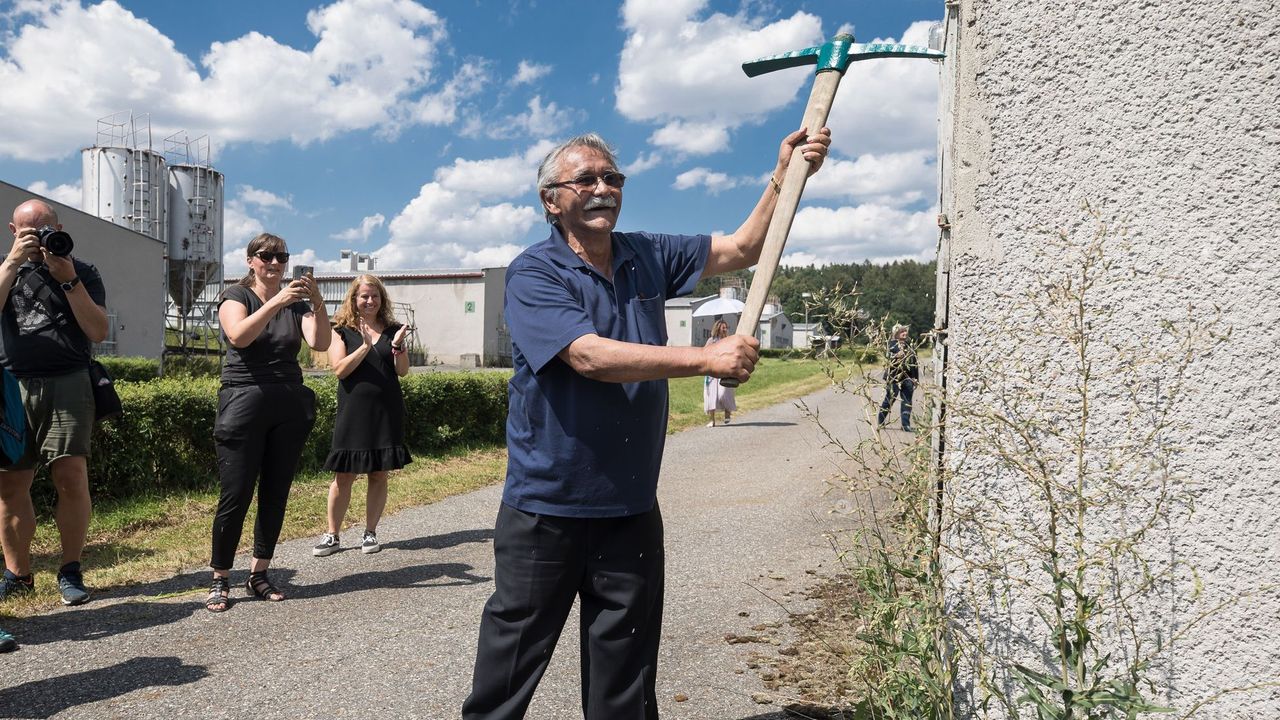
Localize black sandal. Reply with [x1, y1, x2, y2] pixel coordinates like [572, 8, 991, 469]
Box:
[205, 576, 230, 613]
[246, 571, 286, 602]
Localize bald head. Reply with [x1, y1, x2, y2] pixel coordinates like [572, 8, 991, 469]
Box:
[11, 199, 58, 231]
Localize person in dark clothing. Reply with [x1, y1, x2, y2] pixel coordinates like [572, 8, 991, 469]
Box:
[206, 233, 330, 612]
[462, 125, 830, 720]
[0, 199, 110, 647]
[312, 274, 411, 557]
[877, 323, 919, 432]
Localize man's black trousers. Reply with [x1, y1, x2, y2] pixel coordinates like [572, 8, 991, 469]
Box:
[462, 502, 665, 720]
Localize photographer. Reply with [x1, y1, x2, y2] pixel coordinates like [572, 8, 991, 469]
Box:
[0, 199, 108, 617]
[877, 323, 918, 433]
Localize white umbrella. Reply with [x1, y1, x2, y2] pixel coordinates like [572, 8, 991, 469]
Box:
[692, 297, 745, 317]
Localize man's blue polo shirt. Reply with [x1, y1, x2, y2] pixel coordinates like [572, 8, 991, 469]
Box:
[503, 226, 711, 518]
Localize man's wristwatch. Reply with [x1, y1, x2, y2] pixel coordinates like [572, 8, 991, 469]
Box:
[60, 276, 81, 293]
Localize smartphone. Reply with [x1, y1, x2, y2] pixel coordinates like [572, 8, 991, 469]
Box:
[292, 264, 314, 280]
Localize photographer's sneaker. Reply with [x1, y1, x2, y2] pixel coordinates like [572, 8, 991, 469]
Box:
[312, 533, 340, 557]
[0, 570, 33, 602]
[0, 627, 15, 653]
[56, 562, 90, 606]
[361, 531, 381, 555]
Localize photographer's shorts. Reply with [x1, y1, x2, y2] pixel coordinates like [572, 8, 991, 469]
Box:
[4, 369, 93, 471]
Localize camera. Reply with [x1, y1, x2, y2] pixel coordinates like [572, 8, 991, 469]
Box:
[36, 226, 74, 257]
[292, 264, 314, 280]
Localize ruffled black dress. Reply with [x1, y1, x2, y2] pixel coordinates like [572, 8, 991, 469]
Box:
[323, 325, 412, 473]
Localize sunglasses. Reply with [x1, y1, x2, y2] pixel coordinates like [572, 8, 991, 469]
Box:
[253, 251, 290, 263]
[548, 172, 627, 191]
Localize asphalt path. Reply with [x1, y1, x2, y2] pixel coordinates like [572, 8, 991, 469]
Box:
[0, 384, 873, 719]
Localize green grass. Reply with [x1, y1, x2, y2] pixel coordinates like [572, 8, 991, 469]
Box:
[667, 355, 840, 432]
[2, 354, 840, 616]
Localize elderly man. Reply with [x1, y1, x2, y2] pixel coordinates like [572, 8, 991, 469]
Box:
[0, 199, 109, 615]
[462, 126, 830, 719]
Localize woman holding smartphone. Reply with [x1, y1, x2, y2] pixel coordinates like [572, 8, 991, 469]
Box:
[312, 274, 411, 557]
[206, 233, 330, 612]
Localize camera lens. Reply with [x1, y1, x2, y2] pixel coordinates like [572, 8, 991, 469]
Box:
[36, 226, 74, 257]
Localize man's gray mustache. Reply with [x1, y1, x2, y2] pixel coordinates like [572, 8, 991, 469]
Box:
[584, 197, 617, 210]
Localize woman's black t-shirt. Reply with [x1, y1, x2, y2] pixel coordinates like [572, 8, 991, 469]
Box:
[218, 284, 311, 387]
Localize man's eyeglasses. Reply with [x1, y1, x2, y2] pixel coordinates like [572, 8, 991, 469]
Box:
[547, 172, 627, 191]
[253, 251, 290, 264]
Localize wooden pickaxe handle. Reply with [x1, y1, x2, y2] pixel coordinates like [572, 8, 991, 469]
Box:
[721, 70, 842, 387]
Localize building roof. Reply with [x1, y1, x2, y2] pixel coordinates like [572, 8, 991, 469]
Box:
[664, 294, 715, 308]
[225, 268, 498, 285]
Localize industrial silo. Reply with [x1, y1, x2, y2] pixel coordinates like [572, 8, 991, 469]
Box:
[166, 163, 224, 313]
[80, 113, 168, 242]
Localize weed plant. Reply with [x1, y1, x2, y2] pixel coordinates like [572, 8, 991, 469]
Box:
[799, 207, 1256, 719]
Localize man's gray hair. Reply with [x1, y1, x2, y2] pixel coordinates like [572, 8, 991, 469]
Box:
[536, 133, 619, 225]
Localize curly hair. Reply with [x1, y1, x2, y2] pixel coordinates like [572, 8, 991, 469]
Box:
[332, 274, 396, 330]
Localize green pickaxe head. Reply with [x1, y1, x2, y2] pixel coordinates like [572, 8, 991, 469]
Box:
[742, 32, 943, 78]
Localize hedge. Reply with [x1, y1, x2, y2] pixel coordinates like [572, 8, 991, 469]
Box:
[47, 371, 510, 507]
[96, 355, 222, 382]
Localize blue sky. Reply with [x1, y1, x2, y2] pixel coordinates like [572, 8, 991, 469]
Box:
[0, 0, 944, 272]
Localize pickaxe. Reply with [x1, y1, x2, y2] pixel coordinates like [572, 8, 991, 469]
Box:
[723, 33, 943, 385]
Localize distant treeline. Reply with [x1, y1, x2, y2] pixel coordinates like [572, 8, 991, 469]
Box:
[692, 259, 937, 342]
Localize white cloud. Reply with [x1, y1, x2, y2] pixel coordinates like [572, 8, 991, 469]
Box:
[433, 143, 548, 200]
[376, 144, 548, 269]
[625, 152, 663, 175]
[826, 21, 943, 156]
[648, 120, 731, 156]
[780, 251, 835, 268]
[27, 180, 82, 209]
[0, 0, 480, 161]
[285, 247, 348, 273]
[223, 200, 265, 248]
[330, 213, 386, 243]
[505, 96, 577, 138]
[787, 203, 937, 263]
[615, 6, 941, 164]
[672, 167, 742, 194]
[467, 96, 577, 140]
[461, 243, 524, 268]
[222, 245, 246, 275]
[616, 1, 823, 151]
[237, 185, 293, 211]
[511, 60, 551, 85]
[804, 150, 936, 207]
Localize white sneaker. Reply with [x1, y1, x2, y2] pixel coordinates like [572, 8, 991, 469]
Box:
[313, 533, 340, 557]
[361, 531, 381, 554]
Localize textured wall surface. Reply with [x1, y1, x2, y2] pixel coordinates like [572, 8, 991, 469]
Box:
[938, 1, 1279, 716]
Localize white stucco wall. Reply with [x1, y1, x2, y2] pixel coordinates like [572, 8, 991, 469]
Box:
[938, 1, 1279, 716]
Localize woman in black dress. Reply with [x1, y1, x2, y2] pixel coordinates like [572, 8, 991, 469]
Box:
[208, 233, 330, 612]
[313, 274, 411, 557]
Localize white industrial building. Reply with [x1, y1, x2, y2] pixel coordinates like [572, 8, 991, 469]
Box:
[664, 287, 793, 349]
[302, 268, 509, 367]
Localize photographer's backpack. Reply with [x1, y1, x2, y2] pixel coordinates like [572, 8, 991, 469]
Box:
[0, 367, 25, 466]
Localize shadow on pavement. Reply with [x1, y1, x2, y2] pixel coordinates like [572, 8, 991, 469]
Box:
[715, 421, 797, 428]
[0, 656, 207, 718]
[9, 597, 201, 646]
[379, 527, 495, 552]
[290, 561, 490, 599]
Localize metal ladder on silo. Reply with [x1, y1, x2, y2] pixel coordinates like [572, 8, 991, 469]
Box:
[129, 150, 154, 239]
